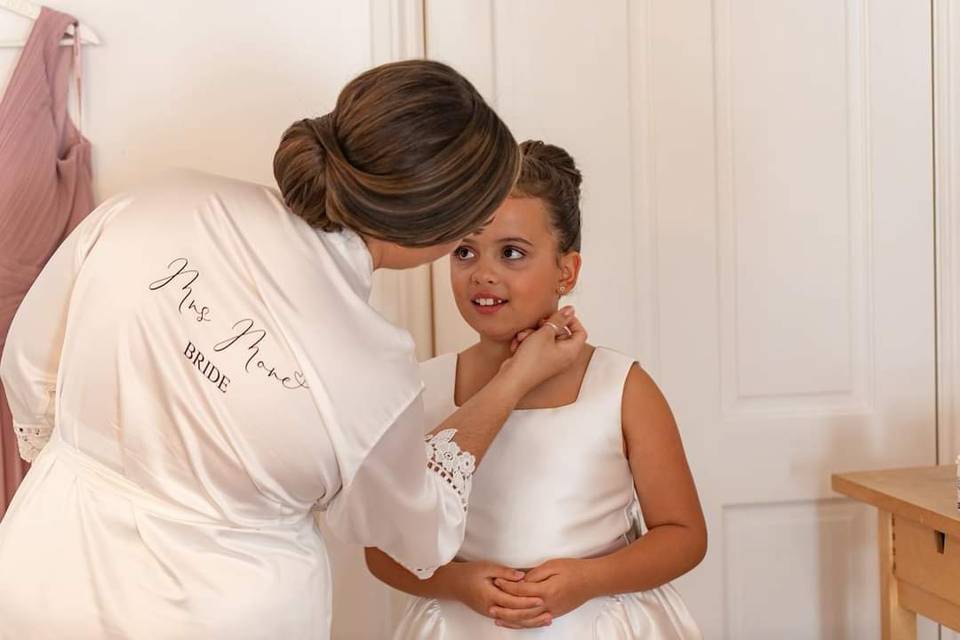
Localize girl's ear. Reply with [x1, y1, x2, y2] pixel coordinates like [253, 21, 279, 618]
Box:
[557, 251, 582, 296]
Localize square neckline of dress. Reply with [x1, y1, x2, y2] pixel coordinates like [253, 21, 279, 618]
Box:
[451, 345, 602, 412]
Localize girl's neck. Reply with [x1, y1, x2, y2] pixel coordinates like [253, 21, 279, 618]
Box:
[456, 332, 595, 410]
[473, 334, 514, 368]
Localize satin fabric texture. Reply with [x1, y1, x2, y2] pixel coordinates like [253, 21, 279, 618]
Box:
[393, 348, 702, 639]
[0, 171, 467, 639]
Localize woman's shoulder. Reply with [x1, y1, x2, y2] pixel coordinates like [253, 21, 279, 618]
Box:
[123, 169, 274, 204]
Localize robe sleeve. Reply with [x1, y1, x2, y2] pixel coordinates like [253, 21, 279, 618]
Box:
[322, 394, 474, 579]
[0, 199, 123, 461]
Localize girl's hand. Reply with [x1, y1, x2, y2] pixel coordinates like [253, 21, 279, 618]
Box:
[445, 561, 551, 628]
[500, 307, 587, 392]
[493, 558, 595, 622]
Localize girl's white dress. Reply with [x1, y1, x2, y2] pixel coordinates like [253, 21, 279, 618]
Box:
[0, 171, 471, 639]
[394, 347, 702, 639]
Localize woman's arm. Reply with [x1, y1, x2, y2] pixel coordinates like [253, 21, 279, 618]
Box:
[428, 308, 585, 464]
[324, 311, 587, 581]
[0, 202, 118, 461]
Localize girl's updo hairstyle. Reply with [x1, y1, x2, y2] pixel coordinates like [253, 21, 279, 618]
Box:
[513, 140, 582, 253]
[273, 60, 520, 248]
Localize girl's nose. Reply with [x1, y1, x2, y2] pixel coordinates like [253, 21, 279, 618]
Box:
[471, 268, 499, 286]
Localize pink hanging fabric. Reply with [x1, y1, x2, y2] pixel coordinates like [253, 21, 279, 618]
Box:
[0, 6, 94, 518]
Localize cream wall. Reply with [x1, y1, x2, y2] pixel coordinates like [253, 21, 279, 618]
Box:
[0, 1, 369, 198]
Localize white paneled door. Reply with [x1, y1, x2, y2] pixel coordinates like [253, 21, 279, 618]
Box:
[427, 1, 938, 637]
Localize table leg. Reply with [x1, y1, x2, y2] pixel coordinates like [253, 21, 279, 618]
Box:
[878, 509, 917, 640]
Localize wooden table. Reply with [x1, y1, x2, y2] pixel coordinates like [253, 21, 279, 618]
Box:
[832, 465, 960, 639]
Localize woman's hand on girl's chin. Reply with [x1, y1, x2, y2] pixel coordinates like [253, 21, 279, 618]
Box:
[510, 308, 581, 354]
[499, 307, 587, 393]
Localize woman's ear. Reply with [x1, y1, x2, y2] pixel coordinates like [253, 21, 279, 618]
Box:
[557, 251, 582, 296]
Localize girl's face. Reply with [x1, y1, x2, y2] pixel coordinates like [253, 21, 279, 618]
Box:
[450, 196, 580, 342]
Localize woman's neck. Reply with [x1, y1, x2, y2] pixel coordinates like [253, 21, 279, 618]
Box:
[359, 234, 385, 269]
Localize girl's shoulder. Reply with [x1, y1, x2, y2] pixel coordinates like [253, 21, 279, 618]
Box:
[581, 345, 639, 401]
[589, 345, 637, 370]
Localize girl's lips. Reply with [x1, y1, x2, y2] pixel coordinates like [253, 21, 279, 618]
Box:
[471, 299, 508, 315]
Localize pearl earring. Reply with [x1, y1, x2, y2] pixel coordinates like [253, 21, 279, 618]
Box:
[558, 286, 566, 295]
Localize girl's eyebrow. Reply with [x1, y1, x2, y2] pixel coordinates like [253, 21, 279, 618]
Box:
[462, 234, 534, 247]
[497, 236, 534, 246]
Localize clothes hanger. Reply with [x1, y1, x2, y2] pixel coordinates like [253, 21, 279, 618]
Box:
[0, 0, 101, 48]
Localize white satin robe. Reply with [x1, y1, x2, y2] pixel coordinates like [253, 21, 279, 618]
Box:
[0, 171, 466, 639]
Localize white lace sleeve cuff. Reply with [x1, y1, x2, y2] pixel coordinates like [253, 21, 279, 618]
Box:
[14, 423, 52, 462]
[424, 428, 476, 510]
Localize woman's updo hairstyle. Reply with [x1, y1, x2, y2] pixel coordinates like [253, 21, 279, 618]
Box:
[513, 140, 582, 253]
[274, 60, 520, 248]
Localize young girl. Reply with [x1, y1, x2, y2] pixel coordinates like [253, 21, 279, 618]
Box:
[366, 141, 705, 639]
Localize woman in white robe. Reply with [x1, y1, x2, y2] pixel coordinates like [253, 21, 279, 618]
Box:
[0, 60, 586, 639]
